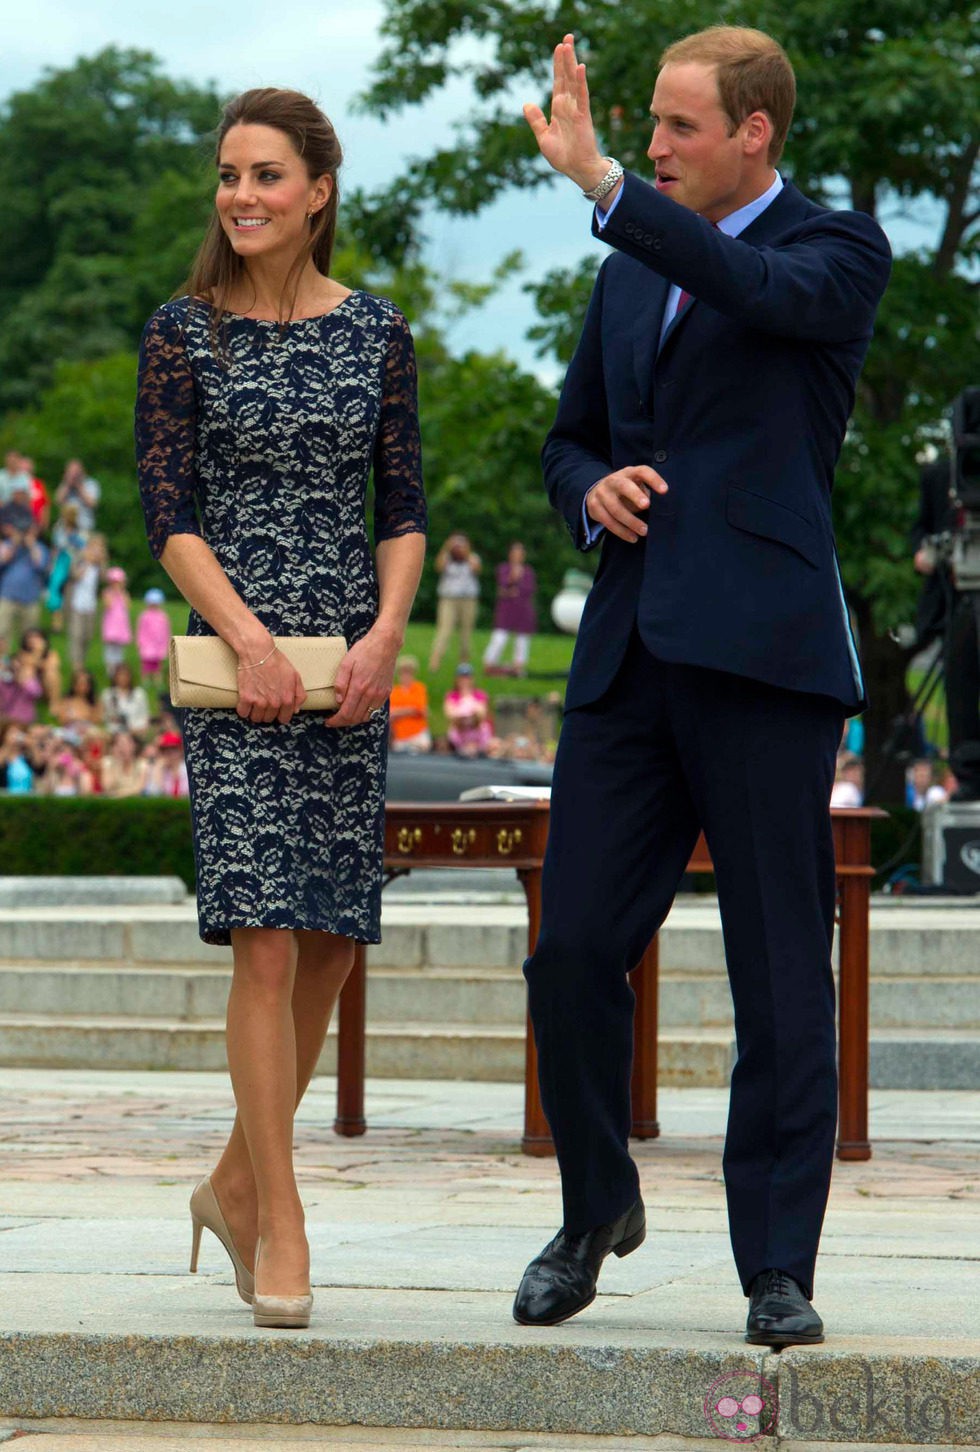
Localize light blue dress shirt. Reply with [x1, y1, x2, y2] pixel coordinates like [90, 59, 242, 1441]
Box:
[582, 172, 784, 544]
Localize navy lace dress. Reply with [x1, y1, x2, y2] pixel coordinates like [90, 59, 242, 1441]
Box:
[135, 292, 426, 945]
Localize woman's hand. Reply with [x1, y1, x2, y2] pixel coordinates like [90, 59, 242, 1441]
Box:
[325, 625, 400, 729]
[236, 644, 307, 725]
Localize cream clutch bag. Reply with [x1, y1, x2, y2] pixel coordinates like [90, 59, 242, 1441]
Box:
[169, 635, 347, 710]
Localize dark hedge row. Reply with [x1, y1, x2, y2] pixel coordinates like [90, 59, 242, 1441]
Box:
[0, 797, 195, 888]
[0, 798, 916, 897]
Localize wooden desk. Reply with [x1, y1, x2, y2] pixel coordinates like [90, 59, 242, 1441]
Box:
[334, 801, 883, 1162]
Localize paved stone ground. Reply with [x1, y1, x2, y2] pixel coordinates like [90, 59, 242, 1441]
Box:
[0, 1072, 978, 1448]
[1, 1422, 971, 1452]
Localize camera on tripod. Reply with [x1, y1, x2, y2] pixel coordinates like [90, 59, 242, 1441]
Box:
[950, 386, 980, 590]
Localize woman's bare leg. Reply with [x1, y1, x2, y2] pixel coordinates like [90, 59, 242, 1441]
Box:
[210, 930, 356, 1276]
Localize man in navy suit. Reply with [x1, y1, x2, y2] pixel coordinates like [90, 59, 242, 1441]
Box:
[512, 26, 891, 1344]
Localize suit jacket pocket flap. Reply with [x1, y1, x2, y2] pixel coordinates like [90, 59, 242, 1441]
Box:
[726, 486, 821, 568]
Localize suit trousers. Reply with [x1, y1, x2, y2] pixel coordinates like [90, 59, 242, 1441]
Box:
[524, 629, 844, 1298]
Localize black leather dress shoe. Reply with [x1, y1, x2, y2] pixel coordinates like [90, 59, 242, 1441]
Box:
[512, 1197, 646, 1326]
[745, 1268, 824, 1346]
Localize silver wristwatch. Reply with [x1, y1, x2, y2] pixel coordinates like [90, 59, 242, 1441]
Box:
[582, 158, 624, 203]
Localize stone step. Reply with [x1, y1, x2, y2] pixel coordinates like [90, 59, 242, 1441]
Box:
[0, 1294, 977, 1443]
[1, 1007, 978, 1087]
[5, 899, 980, 977]
[0, 962, 977, 1033]
[0, 877, 188, 908]
[0, 1014, 737, 1085]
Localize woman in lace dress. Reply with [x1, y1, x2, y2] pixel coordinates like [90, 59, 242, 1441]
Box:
[135, 88, 426, 1328]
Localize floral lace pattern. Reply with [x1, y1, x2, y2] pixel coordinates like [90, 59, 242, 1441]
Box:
[135, 292, 426, 944]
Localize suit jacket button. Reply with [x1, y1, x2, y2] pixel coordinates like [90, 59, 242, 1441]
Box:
[654, 450, 668, 463]
[652, 237, 662, 250]
[625, 221, 636, 236]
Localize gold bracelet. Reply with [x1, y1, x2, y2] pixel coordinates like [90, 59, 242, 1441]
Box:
[237, 643, 278, 672]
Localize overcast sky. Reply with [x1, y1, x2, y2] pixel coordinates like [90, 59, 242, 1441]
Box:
[3, 0, 940, 378]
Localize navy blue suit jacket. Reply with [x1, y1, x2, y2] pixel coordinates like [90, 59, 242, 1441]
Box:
[544, 174, 891, 713]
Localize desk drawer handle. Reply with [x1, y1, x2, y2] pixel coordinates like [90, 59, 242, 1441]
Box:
[451, 828, 477, 856]
[496, 828, 523, 856]
[397, 827, 423, 855]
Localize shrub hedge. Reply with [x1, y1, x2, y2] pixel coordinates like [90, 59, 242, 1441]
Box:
[0, 797, 917, 896]
[0, 797, 195, 888]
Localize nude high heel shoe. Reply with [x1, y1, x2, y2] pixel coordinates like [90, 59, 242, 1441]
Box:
[189, 1176, 255, 1305]
[252, 1238, 313, 1329]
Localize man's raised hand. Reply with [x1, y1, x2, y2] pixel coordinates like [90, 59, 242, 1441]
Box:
[586, 466, 669, 544]
[523, 34, 608, 193]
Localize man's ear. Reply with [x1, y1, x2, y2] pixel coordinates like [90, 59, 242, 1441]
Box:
[742, 110, 772, 158]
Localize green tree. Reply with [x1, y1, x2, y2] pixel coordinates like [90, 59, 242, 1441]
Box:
[0, 245, 580, 617]
[363, 0, 980, 800]
[0, 48, 219, 409]
[0, 352, 167, 594]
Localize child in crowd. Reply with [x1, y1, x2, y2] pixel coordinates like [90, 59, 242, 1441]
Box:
[101, 566, 132, 673]
[136, 587, 171, 691]
[42, 744, 95, 797]
[66, 534, 107, 669]
[142, 731, 189, 797]
[907, 758, 948, 812]
[444, 663, 496, 758]
[101, 731, 146, 798]
[0, 643, 44, 725]
[45, 502, 87, 632]
[55, 667, 102, 727]
[100, 662, 150, 734]
[388, 654, 431, 753]
[0, 723, 34, 793]
[21, 627, 62, 712]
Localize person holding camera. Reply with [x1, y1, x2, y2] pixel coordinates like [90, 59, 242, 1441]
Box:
[428, 532, 481, 671]
[55, 459, 101, 534]
[0, 500, 49, 647]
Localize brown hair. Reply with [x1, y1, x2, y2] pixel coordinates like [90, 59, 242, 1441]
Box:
[182, 88, 343, 331]
[659, 26, 795, 165]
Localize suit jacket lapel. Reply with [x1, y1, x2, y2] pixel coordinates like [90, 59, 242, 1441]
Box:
[651, 183, 810, 363]
[633, 273, 670, 400]
[657, 294, 689, 358]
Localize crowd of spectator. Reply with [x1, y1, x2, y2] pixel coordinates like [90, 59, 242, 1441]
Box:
[388, 655, 557, 762]
[389, 531, 555, 762]
[829, 747, 952, 812]
[2, 487, 557, 792]
[1, 449, 186, 797]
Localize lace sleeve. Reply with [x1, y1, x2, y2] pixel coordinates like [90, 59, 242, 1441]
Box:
[373, 308, 427, 542]
[135, 305, 204, 561]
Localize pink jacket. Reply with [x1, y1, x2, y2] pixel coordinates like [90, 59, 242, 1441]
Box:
[137, 606, 171, 660]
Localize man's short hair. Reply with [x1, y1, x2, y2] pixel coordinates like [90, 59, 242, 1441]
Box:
[659, 25, 795, 165]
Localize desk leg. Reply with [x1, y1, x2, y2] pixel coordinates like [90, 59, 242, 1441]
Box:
[630, 936, 660, 1139]
[334, 942, 367, 1138]
[519, 866, 555, 1157]
[836, 820, 872, 1162]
